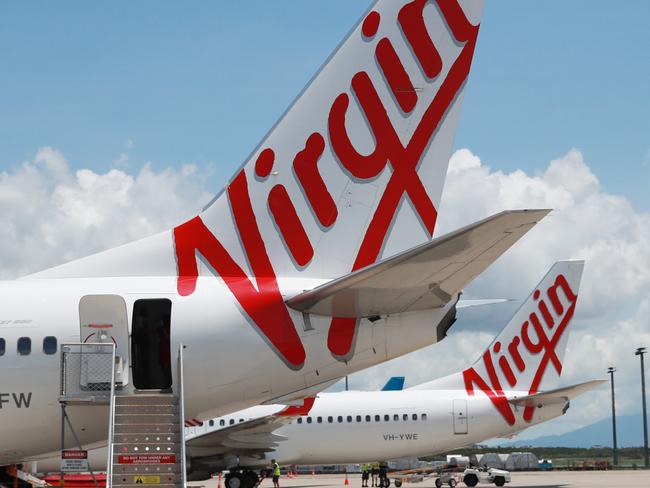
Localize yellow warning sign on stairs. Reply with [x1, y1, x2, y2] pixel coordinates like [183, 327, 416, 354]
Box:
[133, 475, 160, 484]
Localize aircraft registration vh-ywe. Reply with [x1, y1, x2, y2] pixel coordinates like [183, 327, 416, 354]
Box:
[0, 0, 550, 476]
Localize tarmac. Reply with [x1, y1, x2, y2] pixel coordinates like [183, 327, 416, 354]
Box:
[188, 471, 650, 488]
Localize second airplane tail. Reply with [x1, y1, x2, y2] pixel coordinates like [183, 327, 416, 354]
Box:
[412, 261, 586, 419]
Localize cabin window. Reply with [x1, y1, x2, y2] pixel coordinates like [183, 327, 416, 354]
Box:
[17, 337, 31, 356]
[229, 419, 235, 425]
[297, 418, 303, 424]
[220, 419, 225, 426]
[327, 416, 333, 423]
[0, 338, 5, 356]
[403, 414, 408, 421]
[365, 415, 371, 422]
[412, 414, 418, 421]
[384, 414, 390, 422]
[239, 419, 244, 423]
[317, 416, 323, 423]
[347, 416, 352, 423]
[338, 416, 343, 423]
[209, 420, 214, 427]
[422, 413, 427, 420]
[307, 417, 312, 424]
[356, 415, 362, 422]
[394, 414, 399, 421]
[374, 415, 380, 422]
[43, 336, 57, 355]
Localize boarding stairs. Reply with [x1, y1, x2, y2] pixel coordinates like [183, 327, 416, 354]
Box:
[59, 343, 188, 488]
[109, 394, 183, 488]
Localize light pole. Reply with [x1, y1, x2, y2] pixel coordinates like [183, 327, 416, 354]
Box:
[608, 367, 618, 466]
[636, 347, 649, 468]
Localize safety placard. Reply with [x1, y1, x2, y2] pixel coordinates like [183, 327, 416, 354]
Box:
[60, 458, 89, 473]
[134, 475, 160, 484]
[118, 454, 176, 464]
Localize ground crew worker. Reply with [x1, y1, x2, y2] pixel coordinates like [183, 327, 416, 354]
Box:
[378, 463, 388, 488]
[271, 459, 281, 488]
[361, 465, 369, 487]
[370, 464, 379, 487]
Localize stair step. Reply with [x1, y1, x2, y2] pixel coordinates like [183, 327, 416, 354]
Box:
[115, 395, 178, 406]
[112, 464, 182, 474]
[111, 477, 182, 488]
[114, 413, 178, 424]
[113, 449, 180, 458]
[114, 423, 181, 434]
[112, 433, 182, 444]
[116, 404, 179, 415]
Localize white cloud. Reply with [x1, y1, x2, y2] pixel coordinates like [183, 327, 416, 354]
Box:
[347, 148, 650, 441]
[0, 147, 212, 278]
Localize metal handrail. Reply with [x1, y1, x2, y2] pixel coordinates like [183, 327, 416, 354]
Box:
[177, 344, 187, 488]
[105, 343, 117, 488]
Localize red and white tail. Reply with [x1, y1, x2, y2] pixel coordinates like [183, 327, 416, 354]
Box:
[412, 260, 585, 424]
[33, 1, 484, 283]
[462, 260, 584, 394]
[176, 0, 485, 283]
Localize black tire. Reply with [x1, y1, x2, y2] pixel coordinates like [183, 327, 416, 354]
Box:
[226, 474, 242, 488]
[395, 480, 402, 488]
[494, 477, 505, 487]
[435, 478, 443, 488]
[463, 474, 478, 487]
[449, 479, 456, 488]
[244, 471, 259, 488]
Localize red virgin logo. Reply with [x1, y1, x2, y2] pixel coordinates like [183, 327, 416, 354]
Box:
[173, 1, 481, 368]
[462, 274, 578, 425]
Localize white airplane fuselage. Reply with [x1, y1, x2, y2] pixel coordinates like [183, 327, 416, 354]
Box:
[0, 276, 450, 465]
[185, 389, 566, 469]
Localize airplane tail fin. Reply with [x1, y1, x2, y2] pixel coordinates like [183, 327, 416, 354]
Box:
[30, 0, 484, 284]
[381, 377, 406, 391]
[412, 260, 585, 394]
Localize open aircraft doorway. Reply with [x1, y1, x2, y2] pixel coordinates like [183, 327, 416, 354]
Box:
[131, 298, 172, 390]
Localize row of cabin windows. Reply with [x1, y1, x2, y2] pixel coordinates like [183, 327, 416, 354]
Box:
[208, 418, 246, 427]
[205, 412, 428, 429]
[296, 413, 427, 424]
[0, 336, 58, 356]
[202, 413, 427, 427]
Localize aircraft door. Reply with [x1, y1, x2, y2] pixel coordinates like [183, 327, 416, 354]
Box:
[452, 399, 468, 435]
[79, 295, 130, 386]
[131, 299, 172, 390]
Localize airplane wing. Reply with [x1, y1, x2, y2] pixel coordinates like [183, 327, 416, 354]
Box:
[286, 210, 549, 317]
[186, 400, 313, 470]
[507, 380, 606, 408]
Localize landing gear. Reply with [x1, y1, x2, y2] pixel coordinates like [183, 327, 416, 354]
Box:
[225, 469, 260, 488]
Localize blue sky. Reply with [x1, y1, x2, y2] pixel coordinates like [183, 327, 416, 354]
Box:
[1, 1, 648, 209]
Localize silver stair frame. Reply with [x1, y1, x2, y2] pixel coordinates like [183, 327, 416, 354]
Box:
[177, 344, 187, 488]
[106, 344, 118, 487]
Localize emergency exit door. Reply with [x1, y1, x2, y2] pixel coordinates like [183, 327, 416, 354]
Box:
[453, 399, 468, 434]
